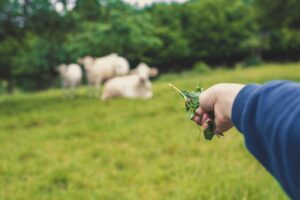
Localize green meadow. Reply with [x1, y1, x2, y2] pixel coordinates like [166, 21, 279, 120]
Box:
[1, 63, 299, 200]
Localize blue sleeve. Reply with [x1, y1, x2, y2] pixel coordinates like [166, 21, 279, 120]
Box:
[232, 80, 300, 199]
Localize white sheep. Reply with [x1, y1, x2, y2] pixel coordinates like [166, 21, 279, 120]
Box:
[77, 53, 130, 97]
[101, 63, 158, 100]
[56, 64, 82, 97]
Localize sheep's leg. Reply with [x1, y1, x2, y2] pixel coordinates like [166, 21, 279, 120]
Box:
[70, 83, 76, 98]
[85, 75, 92, 97]
[95, 79, 101, 98]
[144, 91, 153, 99]
[62, 80, 68, 98]
[101, 88, 113, 101]
[64, 81, 74, 99]
[101, 92, 107, 100]
[88, 82, 94, 97]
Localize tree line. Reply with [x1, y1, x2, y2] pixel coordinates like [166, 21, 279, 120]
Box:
[0, 0, 299, 93]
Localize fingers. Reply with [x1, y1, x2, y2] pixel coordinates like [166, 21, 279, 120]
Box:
[195, 116, 225, 135]
[201, 113, 210, 125]
[195, 107, 204, 116]
[193, 108, 202, 124]
[194, 85, 218, 126]
[194, 108, 211, 123]
[202, 119, 209, 130]
[193, 115, 201, 125]
[193, 111, 232, 135]
[193, 112, 211, 130]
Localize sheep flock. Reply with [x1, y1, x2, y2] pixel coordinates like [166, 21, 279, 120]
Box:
[56, 53, 158, 100]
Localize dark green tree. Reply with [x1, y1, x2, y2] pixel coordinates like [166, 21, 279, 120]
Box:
[254, 0, 300, 60]
[184, 0, 258, 65]
[0, 0, 24, 93]
[255, 0, 300, 30]
[64, 12, 161, 67]
[73, 0, 101, 21]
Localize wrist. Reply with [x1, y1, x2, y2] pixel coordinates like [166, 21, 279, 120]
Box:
[229, 84, 245, 119]
[216, 83, 245, 119]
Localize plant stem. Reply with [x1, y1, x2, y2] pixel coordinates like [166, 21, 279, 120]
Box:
[168, 83, 187, 100]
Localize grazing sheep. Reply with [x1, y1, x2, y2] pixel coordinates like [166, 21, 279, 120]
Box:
[77, 53, 130, 97]
[101, 63, 158, 100]
[57, 64, 82, 97]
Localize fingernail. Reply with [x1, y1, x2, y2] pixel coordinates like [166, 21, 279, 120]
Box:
[205, 118, 212, 123]
[202, 123, 208, 130]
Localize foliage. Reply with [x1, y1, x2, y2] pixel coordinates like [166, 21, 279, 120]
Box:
[13, 33, 64, 90]
[64, 13, 162, 66]
[73, 0, 101, 21]
[263, 28, 300, 60]
[145, 3, 190, 71]
[0, 0, 299, 92]
[0, 37, 20, 93]
[242, 56, 263, 67]
[184, 0, 258, 64]
[254, 0, 300, 29]
[193, 61, 211, 73]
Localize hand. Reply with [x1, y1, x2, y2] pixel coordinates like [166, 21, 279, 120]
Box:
[193, 83, 245, 135]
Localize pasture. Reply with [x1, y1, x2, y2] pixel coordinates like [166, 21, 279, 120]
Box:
[1, 63, 299, 200]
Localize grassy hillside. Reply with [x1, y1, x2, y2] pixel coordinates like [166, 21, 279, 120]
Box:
[1, 63, 299, 200]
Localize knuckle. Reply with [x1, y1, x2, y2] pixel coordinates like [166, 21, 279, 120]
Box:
[213, 127, 222, 135]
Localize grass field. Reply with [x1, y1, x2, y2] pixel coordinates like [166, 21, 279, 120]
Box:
[1, 63, 299, 200]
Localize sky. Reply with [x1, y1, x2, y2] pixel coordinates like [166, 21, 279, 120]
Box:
[123, 0, 187, 7]
[51, 0, 187, 12]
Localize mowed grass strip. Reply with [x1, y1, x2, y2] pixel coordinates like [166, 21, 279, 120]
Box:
[1, 63, 299, 200]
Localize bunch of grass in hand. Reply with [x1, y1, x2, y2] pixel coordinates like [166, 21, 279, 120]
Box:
[169, 83, 217, 140]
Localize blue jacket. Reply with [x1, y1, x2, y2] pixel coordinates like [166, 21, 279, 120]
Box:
[232, 81, 300, 199]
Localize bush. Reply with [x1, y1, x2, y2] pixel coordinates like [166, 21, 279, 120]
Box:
[184, 0, 258, 64]
[193, 61, 211, 73]
[242, 56, 263, 67]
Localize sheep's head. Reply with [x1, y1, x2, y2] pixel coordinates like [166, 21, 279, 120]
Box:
[135, 63, 159, 79]
[56, 64, 67, 76]
[77, 56, 94, 71]
[149, 67, 159, 77]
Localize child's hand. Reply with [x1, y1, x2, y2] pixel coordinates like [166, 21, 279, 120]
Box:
[193, 83, 245, 135]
